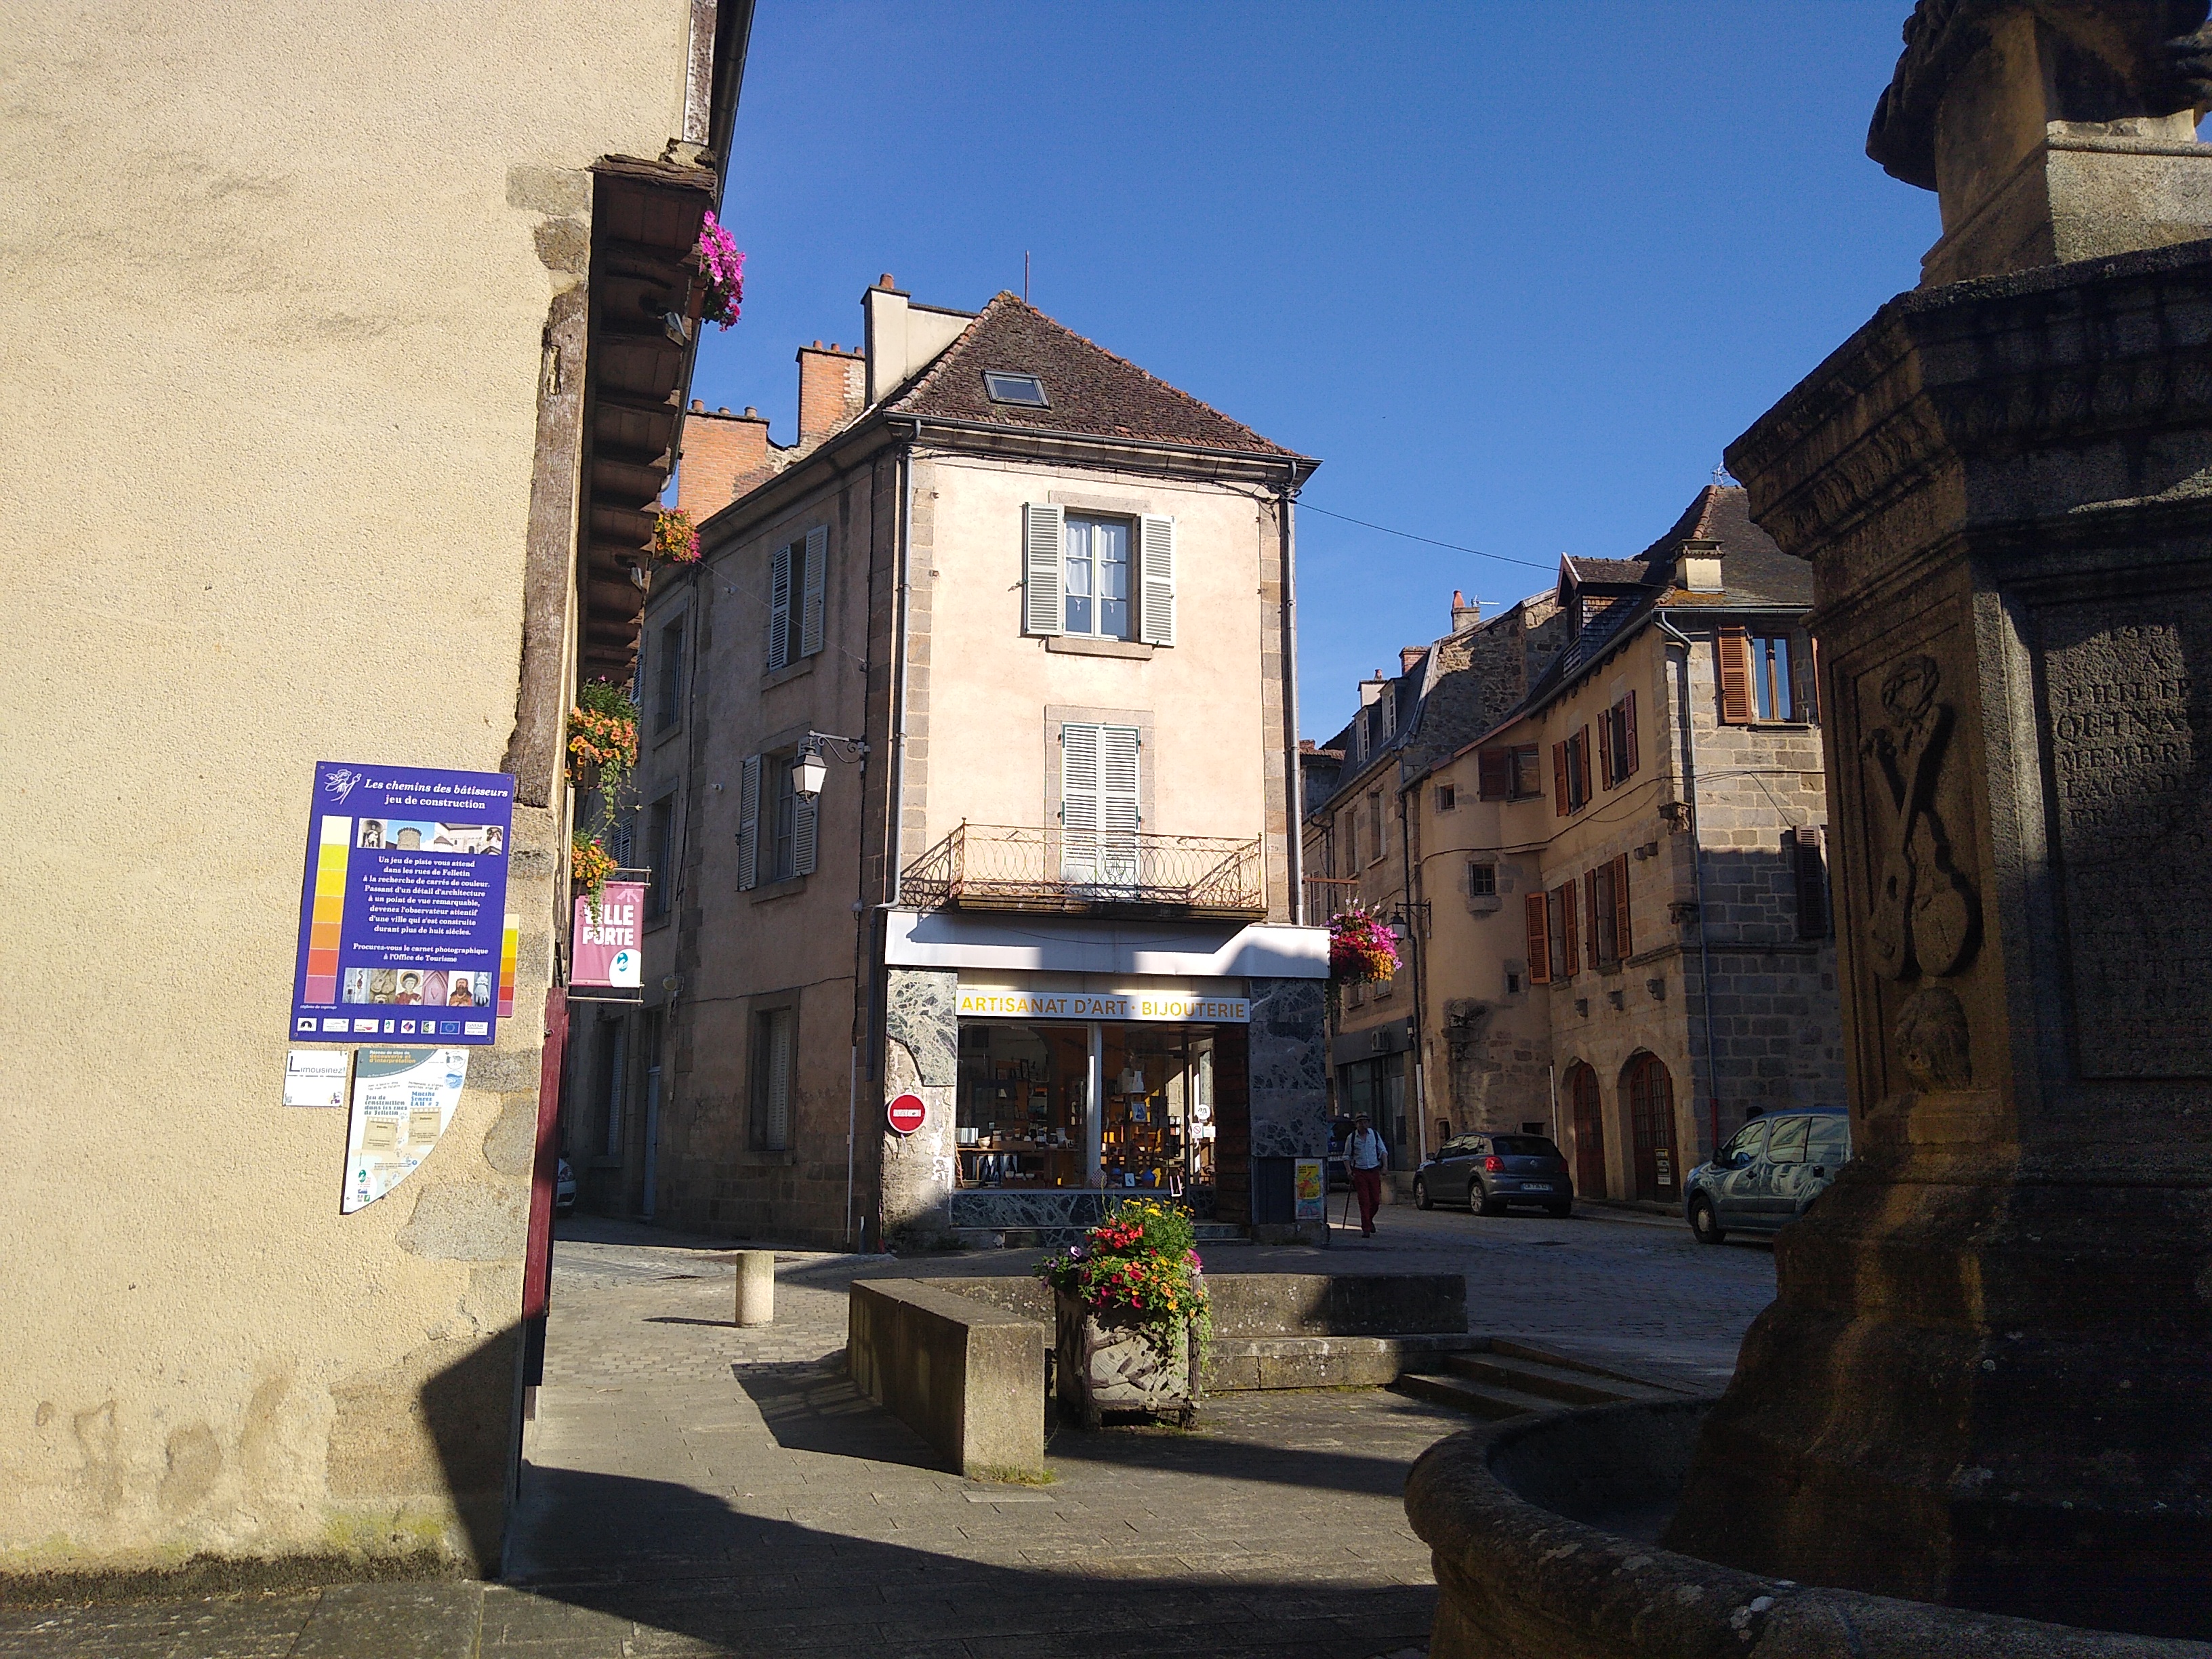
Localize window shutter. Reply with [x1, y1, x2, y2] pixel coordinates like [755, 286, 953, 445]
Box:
[794, 789, 818, 876]
[1023, 504, 1065, 636]
[800, 525, 827, 657]
[1795, 826, 1828, 939]
[1623, 691, 1639, 777]
[1553, 742, 1569, 817]
[1786, 632, 1815, 722]
[1477, 747, 1510, 800]
[1717, 627, 1753, 723]
[1613, 853, 1632, 959]
[1578, 726, 1591, 806]
[1525, 894, 1551, 985]
[766, 543, 793, 671]
[763, 1010, 792, 1150]
[1584, 868, 1601, 964]
[736, 754, 762, 889]
[1560, 881, 1580, 976]
[1138, 514, 1176, 646]
[1061, 722, 1100, 881]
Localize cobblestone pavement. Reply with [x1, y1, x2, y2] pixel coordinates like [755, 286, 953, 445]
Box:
[1, 1203, 1774, 1657]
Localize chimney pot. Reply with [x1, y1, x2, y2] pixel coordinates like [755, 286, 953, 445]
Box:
[743, 407, 759, 419]
[690, 399, 705, 413]
[878, 272, 895, 289]
[717, 406, 731, 415]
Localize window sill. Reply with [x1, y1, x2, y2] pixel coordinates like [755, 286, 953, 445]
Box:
[1466, 895, 1502, 914]
[749, 875, 807, 903]
[762, 657, 815, 690]
[1044, 636, 1154, 660]
[1727, 720, 1814, 731]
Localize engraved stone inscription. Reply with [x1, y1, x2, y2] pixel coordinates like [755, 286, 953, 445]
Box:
[2041, 599, 2212, 1078]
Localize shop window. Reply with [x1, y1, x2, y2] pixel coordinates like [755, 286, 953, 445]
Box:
[750, 1006, 794, 1151]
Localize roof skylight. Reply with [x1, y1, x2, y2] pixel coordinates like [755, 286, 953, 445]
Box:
[982, 371, 1049, 407]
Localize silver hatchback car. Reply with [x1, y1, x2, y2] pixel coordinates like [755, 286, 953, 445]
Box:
[1683, 1109, 1851, 1244]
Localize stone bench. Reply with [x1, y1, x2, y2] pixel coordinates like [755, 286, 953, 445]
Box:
[846, 1279, 1045, 1479]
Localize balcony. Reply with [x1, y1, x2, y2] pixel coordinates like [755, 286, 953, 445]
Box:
[901, 823, 1267, 919]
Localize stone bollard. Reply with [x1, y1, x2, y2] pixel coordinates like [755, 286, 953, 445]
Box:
[733, 1250, 775, 1327]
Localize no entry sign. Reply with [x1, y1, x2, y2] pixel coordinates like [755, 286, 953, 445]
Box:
[887, 1092, 926, 1135]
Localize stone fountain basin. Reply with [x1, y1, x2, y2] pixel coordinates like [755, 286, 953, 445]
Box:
[1404, 1399, 2212, 1659]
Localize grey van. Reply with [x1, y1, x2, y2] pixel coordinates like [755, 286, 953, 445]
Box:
[1683, 1109, 1851, 1244]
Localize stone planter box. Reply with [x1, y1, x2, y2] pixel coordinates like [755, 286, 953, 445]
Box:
[1053, 1289, 1198, 1429]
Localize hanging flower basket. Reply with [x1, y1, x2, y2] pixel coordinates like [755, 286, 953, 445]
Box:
[1329, 905, 1401, 984]
[695, 210, 745, 329]
[571, 832, 616, 910]
[1037, 1200, 1210, 1429]
[568, 681, 638, 799]
[649, 507, 699, 566]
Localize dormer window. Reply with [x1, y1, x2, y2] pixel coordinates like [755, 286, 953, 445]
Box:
[983, 371, 1049, 407]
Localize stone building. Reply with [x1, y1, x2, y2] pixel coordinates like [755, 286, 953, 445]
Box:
[1, 2, 754, 1586]
[1300, 592, 1565, 1178]
[579, 277, 1330, 1248]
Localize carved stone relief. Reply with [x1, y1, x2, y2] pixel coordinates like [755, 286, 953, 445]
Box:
[1896, 985, 1972, 1089]
[1860, 654, 1980, 983]
[2039, 596, 2212, 1078]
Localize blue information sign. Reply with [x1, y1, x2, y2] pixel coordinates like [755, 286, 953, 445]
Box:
[289, 762, 514, 1046]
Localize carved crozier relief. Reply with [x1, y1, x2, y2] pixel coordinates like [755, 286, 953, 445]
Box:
[1861, 654, 1980, 983]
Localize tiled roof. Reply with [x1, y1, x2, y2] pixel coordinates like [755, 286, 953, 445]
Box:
[887, 293, 1303, 457]
[1561, 555, 1651, 584]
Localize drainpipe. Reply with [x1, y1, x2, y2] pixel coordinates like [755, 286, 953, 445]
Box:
[1656, 612, 1723, 1162]
[1397, 762, 1429, 1171]
[1280, 470, 1305, 924]
[886, 424, 920, 904]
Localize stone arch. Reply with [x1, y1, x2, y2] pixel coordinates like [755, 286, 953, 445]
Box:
[1563, 1061, 1606, 1200]
[1621, 1050, 1679, 1204]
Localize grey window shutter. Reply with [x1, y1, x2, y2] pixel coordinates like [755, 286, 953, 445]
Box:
[1100, 725, 1141, 884]
[1060, 722, 1099, 882]
[1023, 504, 1065, 636]
[800, 525, 827, 657]
[763, 1009, 792, 1150]
[767, 543, 792, 671]
[737, 754, 761, 889]
[794, 788, 818, 876]
[1138, 515, 1176, 646]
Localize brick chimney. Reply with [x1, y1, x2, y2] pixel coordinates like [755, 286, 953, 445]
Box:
[1399, 646, 1426, 674]
[1451, 589, 1480, 632]
[676, 401, 774, 520]
[796, 340, 865, 450]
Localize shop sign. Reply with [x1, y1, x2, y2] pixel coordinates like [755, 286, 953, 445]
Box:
[289, 762, 514, 1045]
[887, 1093, 926, 1134]
[573, 881, 644, 991]
[955, 987, 1250, 1023]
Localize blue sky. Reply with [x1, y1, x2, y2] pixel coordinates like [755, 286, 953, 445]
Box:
[693, 2, 1936, 737]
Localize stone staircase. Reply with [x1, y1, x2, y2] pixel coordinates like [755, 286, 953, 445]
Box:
[1397, 1340, 1687, 1420]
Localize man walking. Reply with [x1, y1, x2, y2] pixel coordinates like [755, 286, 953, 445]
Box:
[1347, 1112, 1387, 1239]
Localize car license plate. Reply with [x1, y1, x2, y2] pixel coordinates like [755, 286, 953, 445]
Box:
[1520, 1181, 1551, 1191]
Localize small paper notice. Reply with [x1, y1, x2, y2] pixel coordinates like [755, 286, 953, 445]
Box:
[341, 1047, 469, 1214]
[284, 1049, 352, 1108]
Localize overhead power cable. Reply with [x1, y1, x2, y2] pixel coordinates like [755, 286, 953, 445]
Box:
[1296, 501, 1560, 575]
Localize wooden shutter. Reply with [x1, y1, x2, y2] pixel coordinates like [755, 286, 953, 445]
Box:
[794, 789, 818, 876]
[766, 542, 792, 670]
[1786, 632, 1815, 722]
[1584, 868, 1601, 964]
[1477, 747, 1511, 799]
[1138, 514, 1176, 646]
[1560, 881, 1580, 976]
[736, 754, 762, 889]
[1061, 722, 1100, 881]
[1023, 504, 1065, 636]
[1795, 825, 1828, 939]
[1553, 742, 1569, 817]
[1622, 691, 1639, 777]
[1525, 894, 1551, 985]
[800, 524, 827, 657]
[1100, 724, 1141, 882]
[762, 1009, 792, 1150]
[1598, 710, 1616, 788]
[1717, 626, 1753, 723]
[1612, 853, 1632, 959]
[1577, 726, 1591, 807]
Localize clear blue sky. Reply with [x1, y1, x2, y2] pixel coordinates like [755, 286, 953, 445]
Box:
[692, 2, 1936, 739]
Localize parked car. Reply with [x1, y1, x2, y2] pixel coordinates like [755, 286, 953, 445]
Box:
[1414, 1132, 1574, 1217]
[554, 1157, 577, 1215]
[1683, 1109, 1851, 1244]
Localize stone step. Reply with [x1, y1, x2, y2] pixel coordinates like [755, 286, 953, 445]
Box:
[1441, 1351, 1664, 1408]
[1396, 1370, 1570, 1421]
[1204, 1332, 1481, 1391]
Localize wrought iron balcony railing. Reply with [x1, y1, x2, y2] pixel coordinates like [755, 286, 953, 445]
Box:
[901, 823, 1267, 918]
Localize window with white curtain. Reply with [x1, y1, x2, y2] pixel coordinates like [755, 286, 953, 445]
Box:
[1064, 515, 1132, 639]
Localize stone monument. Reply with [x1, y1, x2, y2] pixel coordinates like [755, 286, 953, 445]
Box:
[1663, 1, 2212, 1639]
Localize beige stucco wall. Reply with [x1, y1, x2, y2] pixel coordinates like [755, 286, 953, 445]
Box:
[0, 3, 695, 1581]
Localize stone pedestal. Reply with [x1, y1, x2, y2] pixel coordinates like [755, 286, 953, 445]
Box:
[1663, 235, 2212, 1639]
[733, 1249, 775, 1326]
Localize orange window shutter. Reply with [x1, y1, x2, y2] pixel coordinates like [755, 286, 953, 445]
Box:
[1623, 691, 1639, 776]
[1718, 627, 1753, 724]
[1597, 712, 1614, 789]
[1584, 868, 1601, 964]
[1553, 742, 1569, 816]
[1525, 893, 1551, 984]
[1478, 747, 1510, 799]
[1613, 852, 1633, 959]
[1561, 881, 1580, 976]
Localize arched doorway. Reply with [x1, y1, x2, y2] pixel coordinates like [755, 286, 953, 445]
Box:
[1626, 1052, 1677, 1202]
[1567, 1063, 1605, 1200]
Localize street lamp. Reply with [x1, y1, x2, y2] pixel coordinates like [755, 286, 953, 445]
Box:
[792, 732, 868, 803]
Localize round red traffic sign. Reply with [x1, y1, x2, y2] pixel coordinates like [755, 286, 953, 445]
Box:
[887, 1092, 926, 1135]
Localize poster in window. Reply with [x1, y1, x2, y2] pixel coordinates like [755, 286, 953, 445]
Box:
[289, 762, 514, 1045]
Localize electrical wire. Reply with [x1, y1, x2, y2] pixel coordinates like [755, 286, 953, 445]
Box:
[1296, 501, 1560, 575]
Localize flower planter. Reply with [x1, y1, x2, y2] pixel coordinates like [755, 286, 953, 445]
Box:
[1054, 1289, 1198, 1430]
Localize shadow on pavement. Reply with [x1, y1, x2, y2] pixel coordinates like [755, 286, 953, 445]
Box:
[733, 1359, 944, 1469]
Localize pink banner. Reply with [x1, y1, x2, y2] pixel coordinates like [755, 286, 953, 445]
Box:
[571, 882, 644, 989]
